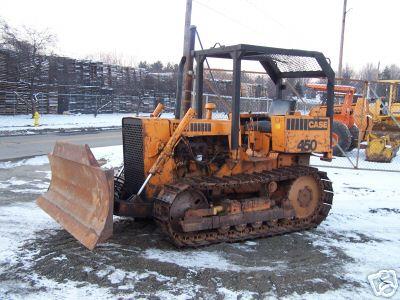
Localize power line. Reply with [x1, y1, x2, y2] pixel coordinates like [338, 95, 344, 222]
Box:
[241, 0, 317, 49]
[193, 0, 296, 49]
[193, 0, 266, 37]
[242, 0, 287, 30]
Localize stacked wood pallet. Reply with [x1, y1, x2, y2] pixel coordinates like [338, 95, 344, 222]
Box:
[0, 50, 8, 81]
[47, 86, 58, 114]
[0, 48, 177, 114]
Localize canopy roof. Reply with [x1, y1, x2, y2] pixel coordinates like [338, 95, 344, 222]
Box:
[194, 44, 335, 83]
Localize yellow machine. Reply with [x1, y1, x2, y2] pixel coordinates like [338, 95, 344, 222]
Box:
[369, 80, 400, 135]
[366, 133, 400, 163]
[37, 44, 335, 249]
[365, 80, 400, 162]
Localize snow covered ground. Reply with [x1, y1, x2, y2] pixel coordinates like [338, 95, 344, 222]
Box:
[0, 145, 123, 171]
[0, 112, 230, 135]
[0, 113, 145, 134]
[0, 145, 399, 299]
[311, 147, 400, 171]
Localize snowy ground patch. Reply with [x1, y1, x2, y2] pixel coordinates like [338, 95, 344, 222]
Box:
[311, 148, 400, 171]
[0, 202, 56, 269]
[0, 113, 141, 133]
[0, 146, 399, 298]
[302, 167, 400, 298]
[0, 112, 229, 135]
[143, 249, 279, 272]
[0, 155, 49, 169]
[0, 145, 123, 171]
[91, 145, 123, 169]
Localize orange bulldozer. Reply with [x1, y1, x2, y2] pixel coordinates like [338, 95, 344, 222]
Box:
[37, 44, 335, 250]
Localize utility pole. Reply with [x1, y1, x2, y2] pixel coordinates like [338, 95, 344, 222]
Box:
[377, 61, 381, 80]
[181, 0, 195, 117]
[182, 0, 193, 55]
[337, 0, 347, 78]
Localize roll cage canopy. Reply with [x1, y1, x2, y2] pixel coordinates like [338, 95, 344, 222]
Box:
[193, 44, 335, 150]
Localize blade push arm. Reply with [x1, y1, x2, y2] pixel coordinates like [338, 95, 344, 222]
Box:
[137, 107, 196, 195]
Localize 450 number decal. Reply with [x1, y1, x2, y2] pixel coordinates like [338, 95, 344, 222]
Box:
[297, 139, 317, 152]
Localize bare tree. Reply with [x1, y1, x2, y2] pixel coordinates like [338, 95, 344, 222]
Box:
[386, 64, 400, 79]
[342, 64, 356, 79]
[0, 20, 56, 115]
[85, 51, 136, 67]
[359, 63, 379, 81]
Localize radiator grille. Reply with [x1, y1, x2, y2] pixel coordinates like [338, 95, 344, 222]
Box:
[122, 117, 145, 197]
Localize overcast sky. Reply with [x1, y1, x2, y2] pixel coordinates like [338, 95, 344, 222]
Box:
[1, 0, 399, 72]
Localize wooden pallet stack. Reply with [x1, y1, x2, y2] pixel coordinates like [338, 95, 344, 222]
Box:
[0, 48, 179, 115]
[0, 50, 8, 82]
[89, 62, 103, 86]
[47, 85, 58, 114]
[0, 51, 10, 113]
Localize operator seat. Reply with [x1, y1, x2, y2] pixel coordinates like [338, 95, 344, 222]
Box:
[268, 99, 297, 116]
[245, 99, 297, 133]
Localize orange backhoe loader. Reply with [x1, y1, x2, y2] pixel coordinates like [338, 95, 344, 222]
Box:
[308, 84, 372, 156]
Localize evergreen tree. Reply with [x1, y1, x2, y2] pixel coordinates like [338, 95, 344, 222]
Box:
[380, 66, 391, 80]
[149, 61, 163, 72]
[138, 61, 149, 70]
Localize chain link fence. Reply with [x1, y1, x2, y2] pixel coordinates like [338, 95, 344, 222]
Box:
[202, 69, 400, 172]
[2, 66, 400, 172]
[203, 69, 320, 113]
[304, 78, 400, 172]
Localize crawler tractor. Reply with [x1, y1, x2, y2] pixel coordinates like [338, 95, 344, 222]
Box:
[37, 44, 335, 249]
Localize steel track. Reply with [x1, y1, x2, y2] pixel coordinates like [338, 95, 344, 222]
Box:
[153, 166, 333, 247]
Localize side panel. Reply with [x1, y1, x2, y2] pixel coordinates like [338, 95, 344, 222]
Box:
[123, 118, 232, 200]
[271, 116, 330, 153]
[141, 118, 176, 199]
[173, 119, 231, 137]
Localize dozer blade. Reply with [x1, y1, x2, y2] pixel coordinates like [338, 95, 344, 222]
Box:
[37, 142, 114, 250]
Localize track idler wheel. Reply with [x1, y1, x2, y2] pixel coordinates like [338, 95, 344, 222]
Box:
[288, 175, 320, 219]
[169, 188, 209, 231]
